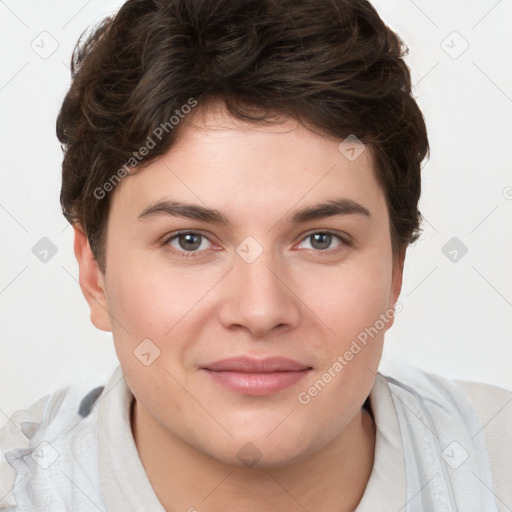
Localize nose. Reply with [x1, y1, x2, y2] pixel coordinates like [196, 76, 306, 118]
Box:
[217, 248, 302, 339]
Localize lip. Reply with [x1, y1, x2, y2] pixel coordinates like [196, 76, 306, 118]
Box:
[200, 356, 312, 396]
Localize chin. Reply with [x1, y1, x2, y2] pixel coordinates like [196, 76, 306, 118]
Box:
[200, 430, 321, 469]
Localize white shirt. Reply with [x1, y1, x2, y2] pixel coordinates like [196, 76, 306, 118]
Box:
[1, 357, 511, 511]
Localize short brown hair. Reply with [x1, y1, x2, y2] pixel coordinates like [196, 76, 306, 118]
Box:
[57, 0, 429, 272]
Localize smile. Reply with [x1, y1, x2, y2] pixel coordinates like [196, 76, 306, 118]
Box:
[200, 356, 313, 396]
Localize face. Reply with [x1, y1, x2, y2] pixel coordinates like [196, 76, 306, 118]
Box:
[77, 105, 403, 467]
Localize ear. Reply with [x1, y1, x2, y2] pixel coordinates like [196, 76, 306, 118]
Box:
[385, 249, 405, 330]
[73, 225, 112, 332]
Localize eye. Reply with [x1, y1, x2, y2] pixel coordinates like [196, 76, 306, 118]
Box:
[164, 231, 214, 257]
[296, 230, 349, 253]
[162, 229, 350, 258]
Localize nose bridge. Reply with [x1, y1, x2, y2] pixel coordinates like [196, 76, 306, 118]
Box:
[219, 239, 301, 337]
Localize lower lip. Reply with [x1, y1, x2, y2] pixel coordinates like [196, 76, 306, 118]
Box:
[202, 369, 311, 396]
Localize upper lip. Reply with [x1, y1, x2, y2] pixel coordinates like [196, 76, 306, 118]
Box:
[201, 356, 312, 373]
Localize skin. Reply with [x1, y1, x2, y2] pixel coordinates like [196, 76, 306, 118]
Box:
[74, 104, 404, 511]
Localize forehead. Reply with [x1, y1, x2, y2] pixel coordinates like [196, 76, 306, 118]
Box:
[110, 105, 387, 224]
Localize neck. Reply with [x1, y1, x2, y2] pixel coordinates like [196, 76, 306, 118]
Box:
[130, 399, 376, 511]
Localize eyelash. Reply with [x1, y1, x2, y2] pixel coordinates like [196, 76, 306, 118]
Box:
[161, 229, 352, 259]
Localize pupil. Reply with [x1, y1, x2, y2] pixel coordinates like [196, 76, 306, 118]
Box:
[312, 233, 331, 250]
[179, 234, 201, 251]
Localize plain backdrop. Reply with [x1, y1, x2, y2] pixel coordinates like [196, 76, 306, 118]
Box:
[1, 0, 511, 429]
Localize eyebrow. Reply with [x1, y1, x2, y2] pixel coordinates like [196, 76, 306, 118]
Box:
[138, 198, 371, 225]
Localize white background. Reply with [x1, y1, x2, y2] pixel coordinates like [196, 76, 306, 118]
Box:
[1, 0, 511, 429]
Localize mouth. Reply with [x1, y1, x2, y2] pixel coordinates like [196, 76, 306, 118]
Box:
[200, 356, 313, 396]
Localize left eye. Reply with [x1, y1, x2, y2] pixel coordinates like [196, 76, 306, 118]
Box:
[297, 231, 345, 252]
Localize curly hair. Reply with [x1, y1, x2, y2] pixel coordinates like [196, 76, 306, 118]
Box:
[57, 0, 429, 272]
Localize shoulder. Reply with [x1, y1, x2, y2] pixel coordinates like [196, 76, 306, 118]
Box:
[377, 356, 512, 507]
[454, 377, 512, 509]
[378, 356, 512, 409]
[453, 377, 512, 423]
[0, 384, 105, 510]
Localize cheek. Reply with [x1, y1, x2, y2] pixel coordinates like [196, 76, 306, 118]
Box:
[339, 269, 391, 341]
[291, 260, 392, 432]
[103, 265, 194, 414]
[299, 251, 393, 357]
[105, 251, 192, 336]
[102, 249, 175, 372]
[303, 252, 393, 398]
[103, 254, 221, 376]
[106, 269, 163, 337]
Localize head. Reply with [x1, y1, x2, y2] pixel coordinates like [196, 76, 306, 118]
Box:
[58, 0, 428, 466]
